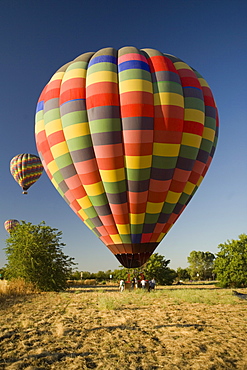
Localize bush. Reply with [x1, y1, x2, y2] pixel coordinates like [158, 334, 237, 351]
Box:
[4, 221, 76, 291]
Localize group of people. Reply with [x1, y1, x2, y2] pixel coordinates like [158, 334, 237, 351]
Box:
[119, 277, 156, 292]
[140, 278, 156, 292]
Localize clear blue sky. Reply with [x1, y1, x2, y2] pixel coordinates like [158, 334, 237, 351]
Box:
[0, 0, 246, 272]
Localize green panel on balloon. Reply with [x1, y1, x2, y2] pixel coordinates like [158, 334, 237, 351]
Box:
[153, 81, 183, 94]
[44, 108, 61, 123]
[84, 219, 96, 229]
[55, 153, 73, 168]
[119, 69, 151, 82]
[84, 206, 98, 219]
[162, 202, 177, 214]
[152, 156, 178, 169]
[67, 61, 89, 71]
[184, 98, 205, 111]
[53, 171, 65, 184]
[90, 119, 121, 134]
[126, 168, 151, 181]
[120, 235, 132, 243]
[103, 181, 126, 194]
[205, 117, 216, 130]
[131, 224, 144, 234]
[200, 138, 214, 152]
[62, 112, 88, 127]
[89, 194, 109, 207]
[87, 62, 117, 75]
[144, 213, 160, 224]
[67, 136, 92, 150]
[179, 146, 199, 160]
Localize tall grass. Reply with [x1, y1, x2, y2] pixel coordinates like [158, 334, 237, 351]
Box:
[95, 286, 246, 309]
[0, 279, 38, 303]
[152, 287, 244, 305]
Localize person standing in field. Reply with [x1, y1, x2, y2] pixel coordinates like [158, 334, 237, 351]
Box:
[134, 277, 138, 289]
[131, 277, 135, 290]
[150, 278, 156, 290]
[141, 279, 146, 289]
[119, 279, 125, 292]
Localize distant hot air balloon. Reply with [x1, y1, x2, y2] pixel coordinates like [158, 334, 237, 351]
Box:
[4, 219, 20, 233]
[10, 153, 43, 194]
[35, 46, 219, 268]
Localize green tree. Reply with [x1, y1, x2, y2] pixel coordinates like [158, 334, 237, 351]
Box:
[0, 267, 6, 279]
[187, 251, 215, 280]
[143, 253, 177, 285]
[4, 221, 76, 291]
[214, 234, 247, 288]
[176, 267, 190, 281]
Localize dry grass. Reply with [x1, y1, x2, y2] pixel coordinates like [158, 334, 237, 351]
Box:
[0, 279, 37, 298]
[0, 283, 247, 369]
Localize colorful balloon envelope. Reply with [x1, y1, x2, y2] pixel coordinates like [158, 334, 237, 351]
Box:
[35, 46, 219, 268]
[4, 219, 20, 233]
[10, 153, 43, 194]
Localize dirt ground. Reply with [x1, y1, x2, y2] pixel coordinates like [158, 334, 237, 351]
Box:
[0, 284, 247, 370]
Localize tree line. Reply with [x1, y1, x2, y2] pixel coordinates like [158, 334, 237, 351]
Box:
[1, 221, 247, 291]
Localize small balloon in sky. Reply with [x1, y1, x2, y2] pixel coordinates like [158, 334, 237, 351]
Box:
[4, 219, 20, 233]
[10, 153, 43, 194]
[35, 46, 219, 268]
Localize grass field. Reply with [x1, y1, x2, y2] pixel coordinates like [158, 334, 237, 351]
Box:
[0, 282, 247, 369]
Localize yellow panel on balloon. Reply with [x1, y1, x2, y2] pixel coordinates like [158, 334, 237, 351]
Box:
[51, 142, 69, 158]
[119, 79, 152, 94]
[183, 181, 195, 195]
[62, 68, 86, 82]
[100, 168, 125, 182]
[64, 123, 90, 140]
[125, 155, 152, 169]
[51, 178, 59, 189]
[83, 182, 105, 196]
[50, 72, 64, 82]
[203, 127, 215, 142]
[156, 232, 166, 242]
[117, 224, 130, 235]
[184, 109, 205, 124]
[153, 143, 180, 157]
[146, 202, 164, 214]
[130, 213, 145, 224]
[47, 160, 60, 176]
[77, 195, 93, 209]
[181, 133, 202, 148]
[174, 62, 192, 71]
[110, 234, 123, 243]
[166, 191, 181, 204]
[154, 92, 184, 107]
[198, 77, 209, 88]
[196, 175, 204, 187]
[86, 71, 117, 86]
[78, 208, 89, 221]
[35, 119, 44, 135]
[45, 119, 63, 136]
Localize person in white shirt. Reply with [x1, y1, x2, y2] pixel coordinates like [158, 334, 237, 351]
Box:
[119, 279, 125, 292]
[141, 279, 146, 289]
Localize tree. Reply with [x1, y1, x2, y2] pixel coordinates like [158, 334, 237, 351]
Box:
[0, 267, 6, 280]
[214, 234, 247, 288]
[187, 251, 215, 280]
[143, 253, 177, 285]
[4, 221, 76, 291]
[176, 267, 190, 281]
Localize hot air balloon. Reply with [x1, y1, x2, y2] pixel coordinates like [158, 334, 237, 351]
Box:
[35, 46, 219, 268]
[10, 153, 43, 194]
[4, 219, 20, 233]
